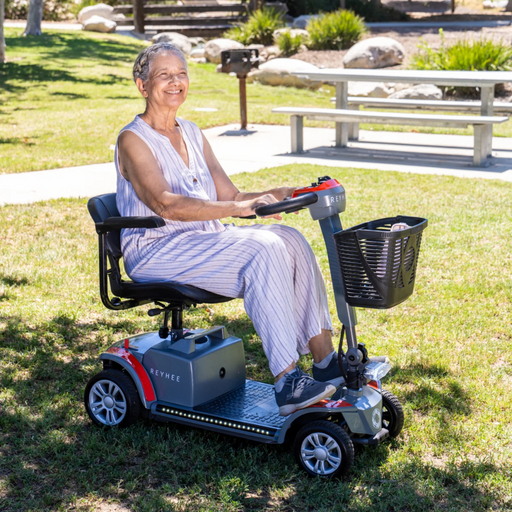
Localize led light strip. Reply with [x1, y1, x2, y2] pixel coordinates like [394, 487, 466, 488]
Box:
[156, 406, 276, 437]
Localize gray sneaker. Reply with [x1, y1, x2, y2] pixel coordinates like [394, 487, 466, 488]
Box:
[313, 352, 390, 387]
[312, 353, 345, 388]
[275, 368, 336, 416]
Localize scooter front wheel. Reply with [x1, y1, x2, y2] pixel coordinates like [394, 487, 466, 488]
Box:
[84, 369, 141, 428]
[381, 390, 404, 438]
[293, 420, 354, 478]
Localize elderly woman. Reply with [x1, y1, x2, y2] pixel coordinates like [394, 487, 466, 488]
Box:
[116, 43, 344, 416]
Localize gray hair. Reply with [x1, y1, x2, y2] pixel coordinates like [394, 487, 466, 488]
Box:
[132, 43, 187, 83]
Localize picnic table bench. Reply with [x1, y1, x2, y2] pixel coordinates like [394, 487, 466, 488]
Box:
[272, 106, 508, 166]
[334, 97, 512, 141]
[273, 69, 512, 167]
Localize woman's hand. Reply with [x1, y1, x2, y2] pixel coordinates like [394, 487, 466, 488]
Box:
[271, 186, 298, 202]
[237, 194, 283, 220]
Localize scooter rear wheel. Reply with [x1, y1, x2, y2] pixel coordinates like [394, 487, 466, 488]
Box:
[381, 390, 404, 438]
[293, 420, 354, 478]
[85, 369, 141, 428]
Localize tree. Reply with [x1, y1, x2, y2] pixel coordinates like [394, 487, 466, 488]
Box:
[0, 0, 5, 63]
[23, 0, 43, 36]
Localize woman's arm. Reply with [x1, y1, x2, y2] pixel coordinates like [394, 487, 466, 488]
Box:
[118, 131, 281, 221]
[201, 133, 296, 203]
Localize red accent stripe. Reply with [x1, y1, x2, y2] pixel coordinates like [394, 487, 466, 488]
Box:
[368, 380, 380, 390]
[107, 347, 156, 402]
[291, 178, 341, 198]
[307, 399, 352, 409]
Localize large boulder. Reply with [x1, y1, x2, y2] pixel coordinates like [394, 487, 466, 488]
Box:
[78, 3, 125, 24]
[348, 81, 391, 98]
[152, 32, 193, 55]
[389, 84, 443, 100]
[204, 38, 244, 64]
[83, 15, 117, 33]
[343, 37, 405, 69]
[247, 58, 323, 90]
[292, 14, 318, 29]
[273, 28, 309, 45]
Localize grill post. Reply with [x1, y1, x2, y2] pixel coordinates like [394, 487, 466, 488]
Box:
[221, 49, 259, 131]
[238, 75, 247, 130]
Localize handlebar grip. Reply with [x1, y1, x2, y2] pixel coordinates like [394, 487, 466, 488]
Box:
[254, 192, 318, 217]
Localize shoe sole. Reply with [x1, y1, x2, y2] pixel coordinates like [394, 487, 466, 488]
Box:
[278, 384, 336, 416]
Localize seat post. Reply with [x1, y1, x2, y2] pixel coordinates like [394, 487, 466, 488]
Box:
[171, 307, 184, 340]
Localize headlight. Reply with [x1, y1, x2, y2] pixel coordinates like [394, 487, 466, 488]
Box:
[363, 361, 392, 381]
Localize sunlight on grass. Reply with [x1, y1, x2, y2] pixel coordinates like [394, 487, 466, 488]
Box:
[1, 164, 511, 511]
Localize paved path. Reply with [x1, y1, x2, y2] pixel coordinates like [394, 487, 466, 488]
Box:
[1, 125, 511, 206]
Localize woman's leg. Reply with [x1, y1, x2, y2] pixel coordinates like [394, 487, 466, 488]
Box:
[130, 227, 302, 377]
[243, 224, 334, 360]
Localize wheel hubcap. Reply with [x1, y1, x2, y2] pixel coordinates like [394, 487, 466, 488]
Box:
[89, 379, 127, 426]
[301, 433, 342, 475]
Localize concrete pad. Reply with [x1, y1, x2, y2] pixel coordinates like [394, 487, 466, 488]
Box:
[0, 163, 116, 206]
[1, 125, 511, 206]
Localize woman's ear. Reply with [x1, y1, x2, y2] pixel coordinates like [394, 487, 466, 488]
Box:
[136, 77, 148, 98]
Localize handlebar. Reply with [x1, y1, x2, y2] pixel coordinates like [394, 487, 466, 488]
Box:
[254, 192, 318, 217]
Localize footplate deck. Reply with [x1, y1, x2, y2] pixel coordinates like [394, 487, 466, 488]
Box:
[196, 380, 286, 429]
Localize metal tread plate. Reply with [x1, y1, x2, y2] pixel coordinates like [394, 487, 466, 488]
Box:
[196, 380, 286, 429]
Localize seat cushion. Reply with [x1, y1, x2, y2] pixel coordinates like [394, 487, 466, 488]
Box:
[111, 279, 233, 305]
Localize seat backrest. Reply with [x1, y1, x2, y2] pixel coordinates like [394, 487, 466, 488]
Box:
[87, 193, 127, 303]
[88, 193, 120, 223]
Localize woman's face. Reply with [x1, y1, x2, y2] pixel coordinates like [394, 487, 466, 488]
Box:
[138, 51, 189, 111]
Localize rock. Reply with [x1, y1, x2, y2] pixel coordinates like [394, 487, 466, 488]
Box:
[348, 82, 391, 98]
[264, 1, 288, 14]
[343, 37, 405, 69]
[247, 58, 323, 90]
[273, 28, 309, 45]
[389, 84, 443, 100]
[190, 47, 205, 59]
[188, 37, 206, 46]
[292, 14, 318, 29]
[258, 45, 281, 63]
[151, 32, 193, 55]
[191, 57, 207, 64]
[204, 38, 244, 64]
[78, 3, 124, 24]
[83, 15, 117, 33]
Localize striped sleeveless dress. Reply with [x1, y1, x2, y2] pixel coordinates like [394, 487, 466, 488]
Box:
[115, 115, 332, 377]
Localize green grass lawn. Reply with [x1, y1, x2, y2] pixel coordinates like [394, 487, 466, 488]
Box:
[1, 28, 512, 175]
[1, 164, 511, 511]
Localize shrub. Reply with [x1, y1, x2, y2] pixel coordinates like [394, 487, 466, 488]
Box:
[410, 29, 512, 96]
[283, 0, 407, 22]
[276, 30, 308, 57]
[283, 0, 339, 17]
[307, 10, 367, 51]
[224, 7, 286, 46]
[346, 0, 408, 22]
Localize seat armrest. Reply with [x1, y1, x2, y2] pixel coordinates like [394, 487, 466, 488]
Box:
[95, 216, 165, 234]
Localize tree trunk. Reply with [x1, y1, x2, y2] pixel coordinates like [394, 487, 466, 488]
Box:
[133, 0, 145, 34]
[23, 0, 43, 36]
[505, 0, 512, 11]
[340, 0, 346, 8]
[0, 0, 5, 63]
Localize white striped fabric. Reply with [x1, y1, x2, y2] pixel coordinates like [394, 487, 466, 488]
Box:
[115, 115, 332, 376]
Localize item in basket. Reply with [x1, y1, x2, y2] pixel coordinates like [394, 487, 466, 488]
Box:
[376, 223, 410, 279]
[391, 222, 410, 232]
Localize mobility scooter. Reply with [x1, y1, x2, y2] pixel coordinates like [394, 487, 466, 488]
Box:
[85, 176, 427, 478]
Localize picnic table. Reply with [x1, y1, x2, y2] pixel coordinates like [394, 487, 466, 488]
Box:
[275, 69, 512, 166]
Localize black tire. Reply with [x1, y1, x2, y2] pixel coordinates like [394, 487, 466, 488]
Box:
[84, 369, 141, 428]
[381, 390, 404, 438]
[293, 420, 355, 478]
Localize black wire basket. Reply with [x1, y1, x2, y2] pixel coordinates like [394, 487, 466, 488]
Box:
[333, 216, 428, 309]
